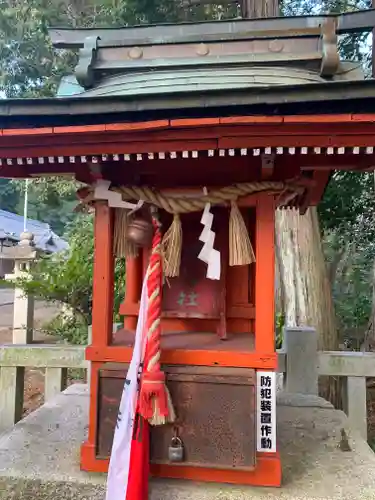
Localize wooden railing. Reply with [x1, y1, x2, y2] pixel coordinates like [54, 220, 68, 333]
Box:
[279, 327, 373, 441]
[0, 345, 86, 431]
[0, 327, 374, 440]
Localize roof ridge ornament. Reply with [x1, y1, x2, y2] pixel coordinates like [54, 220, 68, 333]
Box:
[321, 18, 339, 78]
[76, 35, 100, 89]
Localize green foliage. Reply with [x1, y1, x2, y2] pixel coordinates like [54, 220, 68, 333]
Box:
[43, 313, 89, 344]
[0, 0, 240, 99]
[14, 215, 94, 323]
[280, 0, 375, 341]
[0, 0, 75, 97]
[275, 312, 285, 349]
[15, 178, 80, 235]
[0, 177, 80, 235]
[319, 172, 375, 247]
[324, 231, 374, 342]
[9, 215, 126, 344]
[320, 172, 375, 340]
[0, 0, 239, 233]
[0, 178, 20, 213]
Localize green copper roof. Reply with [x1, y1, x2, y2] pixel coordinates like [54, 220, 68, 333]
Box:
[47, 3, 375, 110]
[50, 8, 369, 98]
[74, 67, 335, 98]
[57, 75, 84, 97]
[57, 62, 362, 99]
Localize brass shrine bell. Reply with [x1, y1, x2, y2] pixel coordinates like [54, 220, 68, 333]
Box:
[168, 436, 184, 463]
[126, 215, 154, 248]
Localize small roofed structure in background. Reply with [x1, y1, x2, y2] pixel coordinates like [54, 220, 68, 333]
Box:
[0, 210, 68, 278]
[0, 210, 68, 253]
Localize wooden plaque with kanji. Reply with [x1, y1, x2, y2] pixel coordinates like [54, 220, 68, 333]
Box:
[162, 212, 225, 320]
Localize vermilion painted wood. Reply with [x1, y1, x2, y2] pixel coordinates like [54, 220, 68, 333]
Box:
[120, 302, 255, 318]
[87, 361, 100, 445]
[300, 170, 332, 213]
[0, 138, 373, 160]
[3, 122, 375, 149]
[3, 112, 375, 138]
[123, 255, 142, 331]
[3, 116, 375, 160]
[1, 154, 373, 181]
[85, 345, 278, 369]
[80, 441, 282, 487]
[255, 193, 276, 353]
[92, 203, 114, 347]
[149, 454, 281, 486]
[87, 205, 115, 458]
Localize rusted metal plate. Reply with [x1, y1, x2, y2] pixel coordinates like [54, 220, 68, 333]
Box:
[97, 373, 123, 458]
[97, 363, 256, 470]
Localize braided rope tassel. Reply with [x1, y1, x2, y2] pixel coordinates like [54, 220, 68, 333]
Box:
[139, 218, 175, 425]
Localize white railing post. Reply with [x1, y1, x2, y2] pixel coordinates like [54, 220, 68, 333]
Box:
[45, 367, 68, 402]
[284, 326, 318, 395]
[0, 345, 87, 430]
[346, 376, 367, 440]
[0, 366, 24, 432]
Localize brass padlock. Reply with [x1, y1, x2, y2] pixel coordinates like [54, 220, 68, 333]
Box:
[168, 436, 184, 463]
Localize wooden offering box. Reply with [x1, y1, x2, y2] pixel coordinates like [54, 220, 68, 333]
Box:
[97, 363, 256, 470]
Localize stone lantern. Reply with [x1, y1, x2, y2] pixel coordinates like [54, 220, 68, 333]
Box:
[3, 231, 39, 344]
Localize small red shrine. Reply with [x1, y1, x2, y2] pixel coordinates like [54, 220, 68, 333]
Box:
[2, 8, 375, 489]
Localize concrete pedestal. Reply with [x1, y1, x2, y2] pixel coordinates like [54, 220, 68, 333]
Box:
[0, 385, 374, 499]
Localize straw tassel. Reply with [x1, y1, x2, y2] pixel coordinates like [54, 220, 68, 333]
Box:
[229, 201, 255, 266]
[161, 214, 182, 277]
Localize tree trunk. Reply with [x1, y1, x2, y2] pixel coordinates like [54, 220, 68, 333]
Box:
[362, 171, 375, 352]
[361, 259, 375, 351]
[242, 0, 279, 18]
[274, 239, 285, 317]
[276, 207, 341, 406]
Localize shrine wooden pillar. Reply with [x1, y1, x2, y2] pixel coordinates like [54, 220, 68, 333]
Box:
[85, 201, 115, 460]
[123, 255, 143, 330]
[255, 193, 275, 353]
[91, 201, 115, 347]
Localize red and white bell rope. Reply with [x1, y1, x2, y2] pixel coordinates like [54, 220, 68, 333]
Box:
[139, 218, 175, 425]
[105, 217, 174, 500]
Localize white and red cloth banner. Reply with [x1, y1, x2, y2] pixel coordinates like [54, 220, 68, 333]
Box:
[105, 277, 150, 500]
